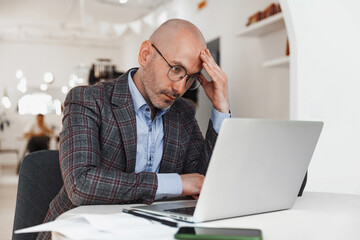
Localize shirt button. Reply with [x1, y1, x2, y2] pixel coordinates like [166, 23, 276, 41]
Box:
[146, 108, 150, 111]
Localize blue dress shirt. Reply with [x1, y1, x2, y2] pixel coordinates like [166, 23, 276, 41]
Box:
[128, 69, 230, 200]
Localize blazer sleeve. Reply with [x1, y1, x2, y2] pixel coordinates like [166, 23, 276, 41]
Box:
[181, 102, 218, 175]
[60, 86, 158, 206]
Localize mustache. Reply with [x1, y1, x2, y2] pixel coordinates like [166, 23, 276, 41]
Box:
[159, 90, 181, 100]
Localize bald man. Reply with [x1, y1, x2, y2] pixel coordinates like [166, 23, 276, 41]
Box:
[37, 19, 230, 240]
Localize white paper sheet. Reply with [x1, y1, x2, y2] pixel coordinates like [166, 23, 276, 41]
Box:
[15, 213, 179, 240]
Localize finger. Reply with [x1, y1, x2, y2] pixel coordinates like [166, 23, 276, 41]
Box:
[202, 62, 215, 79]
[191, 195, 199, 200]
[203, 49, 222, 72]
[199, 74, 212, 95]
[202, 49, 217, 67]
[199, 73, 208, 84]
[203, 61, 223, 83]
[200, 50, 217, 70]
[200, 51, 223, 80]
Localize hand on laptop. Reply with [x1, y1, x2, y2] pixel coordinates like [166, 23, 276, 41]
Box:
[180, 173, 204, 197]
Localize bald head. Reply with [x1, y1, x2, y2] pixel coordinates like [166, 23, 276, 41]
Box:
[134, 19, 207, 111]
[149, 19, 206, 48]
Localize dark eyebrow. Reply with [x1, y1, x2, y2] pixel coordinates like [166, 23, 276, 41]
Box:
[171, 60, 187, 70]
[171, 60, 202, 76]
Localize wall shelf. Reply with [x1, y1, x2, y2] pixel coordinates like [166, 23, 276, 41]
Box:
[263, 56, 289, 68]
[237, 13, 285, 37]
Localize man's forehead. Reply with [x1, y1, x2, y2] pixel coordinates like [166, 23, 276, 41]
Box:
[167, 44, 204, 73]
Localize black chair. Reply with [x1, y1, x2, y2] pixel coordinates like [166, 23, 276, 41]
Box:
[17, 137, 52, 174]
[12, 150, 63, 240]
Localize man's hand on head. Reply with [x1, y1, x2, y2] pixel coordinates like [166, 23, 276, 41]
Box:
[200, 49, 230, 114]
[180, 173, 205, 196]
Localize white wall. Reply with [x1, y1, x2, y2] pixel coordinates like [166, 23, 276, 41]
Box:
[0, 41, 124, 152]
[282, 0, 360, 194]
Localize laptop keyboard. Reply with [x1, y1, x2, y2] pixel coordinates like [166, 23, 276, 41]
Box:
[164, 206, 195, 215]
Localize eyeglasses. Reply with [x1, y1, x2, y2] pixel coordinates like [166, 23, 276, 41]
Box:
[151, 44, 202, 90]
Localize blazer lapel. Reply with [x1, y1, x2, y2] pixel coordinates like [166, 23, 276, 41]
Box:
[160, 109, 181, 173]
[111, 70, 137, 172]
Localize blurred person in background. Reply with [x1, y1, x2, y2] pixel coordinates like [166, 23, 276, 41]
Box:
[23, 114, 54, 153]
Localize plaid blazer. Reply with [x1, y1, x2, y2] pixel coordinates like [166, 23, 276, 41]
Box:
[37, 68, 218, 240]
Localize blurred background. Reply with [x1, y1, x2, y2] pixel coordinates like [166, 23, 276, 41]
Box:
[0, 0, 359, 239]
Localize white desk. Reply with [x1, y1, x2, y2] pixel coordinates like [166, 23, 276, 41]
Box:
[53, 192, 360, 240]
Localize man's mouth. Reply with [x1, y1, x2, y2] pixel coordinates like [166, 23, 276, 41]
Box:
[164, 93, 176, 101]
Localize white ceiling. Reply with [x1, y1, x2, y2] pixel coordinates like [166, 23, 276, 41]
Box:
[0, 0, 171, 47]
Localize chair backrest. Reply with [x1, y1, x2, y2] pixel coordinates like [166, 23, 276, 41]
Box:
[12, 150, 63, 240]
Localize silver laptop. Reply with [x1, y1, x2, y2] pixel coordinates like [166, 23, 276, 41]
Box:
[132, 118, 323, 223]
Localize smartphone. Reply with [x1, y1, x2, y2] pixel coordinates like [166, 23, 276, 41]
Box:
[174, 226, 262, 240]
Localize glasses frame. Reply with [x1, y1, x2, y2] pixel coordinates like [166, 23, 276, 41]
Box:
[151, 44, 202, 90]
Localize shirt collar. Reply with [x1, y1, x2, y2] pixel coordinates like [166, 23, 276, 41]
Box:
[128, 69, 170, 117]
[128, 69, 146, 113]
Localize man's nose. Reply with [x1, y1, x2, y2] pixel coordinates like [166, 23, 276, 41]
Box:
[171, 78, 186, 95]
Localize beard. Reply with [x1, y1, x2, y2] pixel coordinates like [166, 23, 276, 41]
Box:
[141, 63, 181, 110]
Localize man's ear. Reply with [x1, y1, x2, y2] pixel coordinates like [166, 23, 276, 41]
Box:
[138, 40, 153, 67]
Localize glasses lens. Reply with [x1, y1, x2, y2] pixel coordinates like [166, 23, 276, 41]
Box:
[186, 76, 201, 90]
[168, 65, 186, 81]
